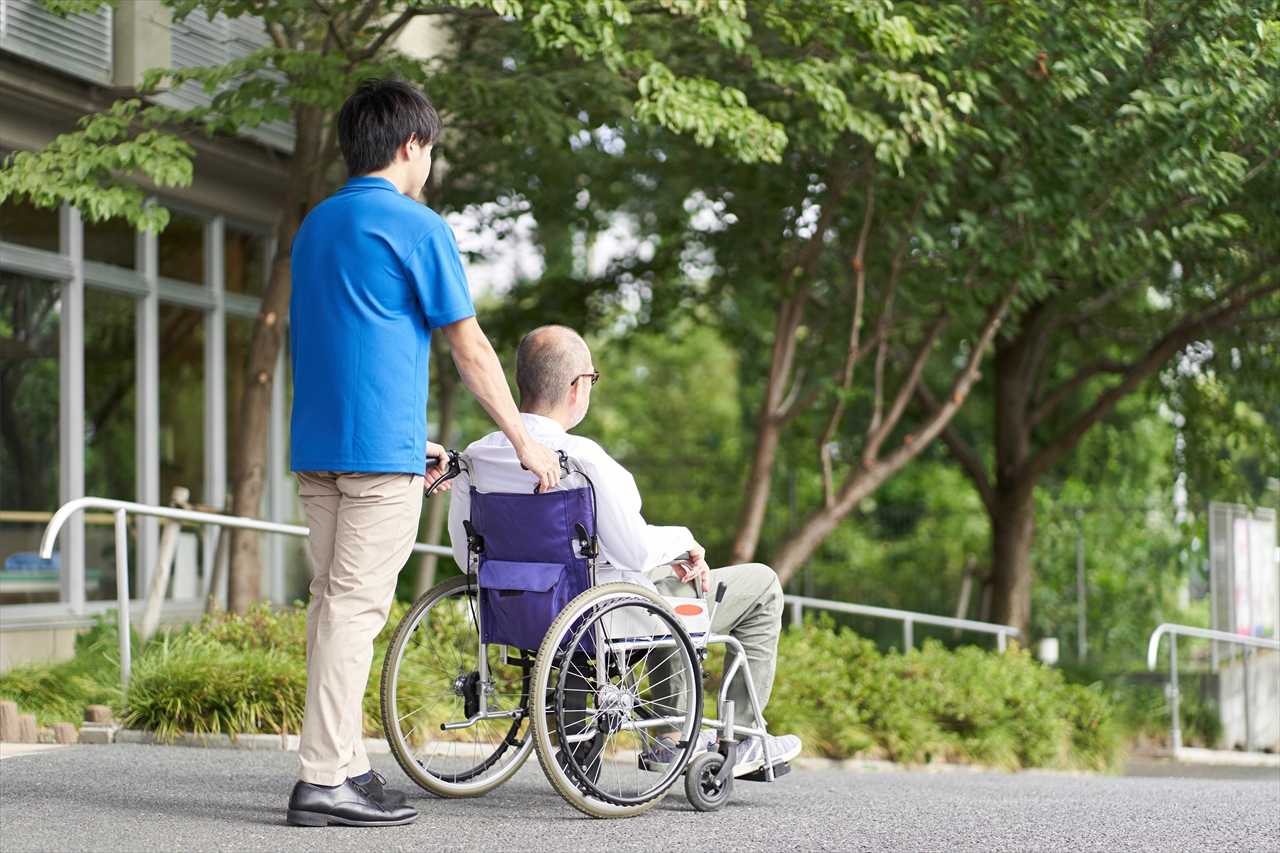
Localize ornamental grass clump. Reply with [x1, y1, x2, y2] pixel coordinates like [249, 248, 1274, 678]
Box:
[0, 618, 123, 725]
[122, 631, 307, 740]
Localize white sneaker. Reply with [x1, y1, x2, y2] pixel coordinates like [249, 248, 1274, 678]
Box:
[732, 733, 802, 777]
[638, 729, 716, 771]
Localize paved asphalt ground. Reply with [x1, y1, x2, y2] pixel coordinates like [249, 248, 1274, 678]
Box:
[1, 745, 1276, 852]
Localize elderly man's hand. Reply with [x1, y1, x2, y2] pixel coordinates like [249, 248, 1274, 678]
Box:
[673, 544, 711, 592]
[517, 441, 562, 492]
[424, 441, 453, 493]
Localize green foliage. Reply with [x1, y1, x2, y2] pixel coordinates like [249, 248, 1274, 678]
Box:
[0, 617, 123, 725]
[764, 617, 1122, 771]
[0, 100, 193, 231]
[576, 325, 745, 561]
[123, 632, 306, 738]
[2, 607, 1118, 770]
[1031, 404, 1192, 667]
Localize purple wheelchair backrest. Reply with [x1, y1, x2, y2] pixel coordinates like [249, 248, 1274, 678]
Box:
[469, 485, 596, 651]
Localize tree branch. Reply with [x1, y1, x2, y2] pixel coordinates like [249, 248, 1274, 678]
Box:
[820, 180, 874, 506]
[1028, 359, 1128, 428]
[1025, 265, 1280, 483]
[352, 4, 479, 63]
[915, 382, 997, 515]
[861, 313, 948, 464]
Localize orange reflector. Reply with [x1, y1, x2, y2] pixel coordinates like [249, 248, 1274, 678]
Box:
[674, 604, 705, 617]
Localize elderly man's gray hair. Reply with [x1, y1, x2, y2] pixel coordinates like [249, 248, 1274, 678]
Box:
[516, 325, 591, 410]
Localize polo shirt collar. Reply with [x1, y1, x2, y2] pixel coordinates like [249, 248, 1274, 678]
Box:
[342, 176, 399, 192]
[521, 413, 566, 435]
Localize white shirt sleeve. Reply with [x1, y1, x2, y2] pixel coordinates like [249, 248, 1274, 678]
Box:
[447, 466, 472, 572]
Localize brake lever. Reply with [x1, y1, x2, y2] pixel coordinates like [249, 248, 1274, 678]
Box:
[424, 450, 462, 499]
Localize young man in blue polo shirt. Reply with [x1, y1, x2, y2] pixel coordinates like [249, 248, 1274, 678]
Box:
[285, 78, 561, 828]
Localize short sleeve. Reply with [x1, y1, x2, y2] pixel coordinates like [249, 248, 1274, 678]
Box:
[404, 221, 476, 329]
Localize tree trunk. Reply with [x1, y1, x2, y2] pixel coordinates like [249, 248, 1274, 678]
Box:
[989, 489, 1035, 638]
[987, 329, 1034, 637]
[227, 105, 326, 613]
[413, 336, 460, 599]
[729, 293, 806, 564]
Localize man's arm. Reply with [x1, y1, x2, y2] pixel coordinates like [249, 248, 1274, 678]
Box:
[440, 316, 560, 491]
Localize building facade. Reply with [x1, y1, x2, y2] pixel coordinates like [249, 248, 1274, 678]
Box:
[1, 0, 307, 666]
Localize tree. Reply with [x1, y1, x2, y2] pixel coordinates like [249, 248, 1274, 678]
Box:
[473, 0, 1014, 586]
[1, 0, 788, 611]
[910, 0, 1280, 635]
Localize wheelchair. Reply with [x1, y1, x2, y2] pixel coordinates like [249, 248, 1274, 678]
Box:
[379, 451, 789, 818]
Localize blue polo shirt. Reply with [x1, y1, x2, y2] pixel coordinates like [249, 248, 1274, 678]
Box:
[289, 177, 475, 474]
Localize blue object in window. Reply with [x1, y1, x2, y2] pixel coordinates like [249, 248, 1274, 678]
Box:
[3, 552, 61, 572]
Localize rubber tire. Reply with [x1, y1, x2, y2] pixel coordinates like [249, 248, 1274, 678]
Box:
[685, 750, 733, 811]
[381, 574, 534, 798]
[530, 583, 703, 819]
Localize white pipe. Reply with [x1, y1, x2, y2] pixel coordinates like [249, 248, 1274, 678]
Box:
[1146, 623, 1279, 672]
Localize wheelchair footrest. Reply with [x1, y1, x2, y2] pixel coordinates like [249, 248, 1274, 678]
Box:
[739, 760, 791, 783]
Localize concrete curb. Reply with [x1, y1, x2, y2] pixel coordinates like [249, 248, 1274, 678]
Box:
[790, 757, 1093, 776]
[1153, 747, 1280, 768]
[113, 729, 391, 754]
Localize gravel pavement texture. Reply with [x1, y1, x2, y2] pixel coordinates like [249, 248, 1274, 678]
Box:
[0, 744, 1276, 852]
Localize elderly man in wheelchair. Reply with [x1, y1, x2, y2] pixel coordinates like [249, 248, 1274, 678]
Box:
[378, 325, 801, 817]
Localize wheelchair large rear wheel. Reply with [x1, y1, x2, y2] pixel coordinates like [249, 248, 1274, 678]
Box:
[530, 583, 704, 818]
[381, 574, 534, 797]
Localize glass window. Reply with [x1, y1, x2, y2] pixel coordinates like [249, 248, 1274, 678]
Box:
[225, 315, 253, 484]
[83, 216, 137, 269]
[225, 226, 268, 296]
[84, 289, 136, 501]
[158, 211, 205, 285]
[159, 306, 205, 503]
[0, 273, 61, 603]
[0, 198, 60, 253]
[83, 288, 139, 601]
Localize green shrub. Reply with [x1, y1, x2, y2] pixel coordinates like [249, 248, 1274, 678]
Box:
[762, 617, 1123, 771]
[123, 632, 307, 739]
[0, 616, 124, 724]
[1, 607, 1121, 770]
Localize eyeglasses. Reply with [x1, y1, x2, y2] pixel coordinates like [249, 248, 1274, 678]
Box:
[571, 371, 601, 387]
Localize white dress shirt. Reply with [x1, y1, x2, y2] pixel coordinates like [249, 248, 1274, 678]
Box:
[446, 413, 697, 591]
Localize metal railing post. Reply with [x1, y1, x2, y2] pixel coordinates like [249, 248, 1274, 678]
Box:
[1242, 643, 1253, 752]
[38, 496, 456, 701]
[997, 630, 1007, 652]
[114, 508, 132, 697]
[903, 618, 913, 651]
[791, 598, 803, 628]
[1168, 632, 1180, 750]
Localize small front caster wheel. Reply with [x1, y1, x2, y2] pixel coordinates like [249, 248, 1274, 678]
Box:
[685, 750, 733, 811]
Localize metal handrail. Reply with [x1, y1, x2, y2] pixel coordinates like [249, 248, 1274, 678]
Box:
[1146, 622, 1280, 752]
[784, 594, 1022, 651]
[38, 496, 451, 696]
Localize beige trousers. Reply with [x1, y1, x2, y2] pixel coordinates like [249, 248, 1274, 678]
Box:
[295, 470, 423, 786]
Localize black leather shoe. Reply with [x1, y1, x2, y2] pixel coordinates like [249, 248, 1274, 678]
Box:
[354, 770, 408, 807]
[286, 779, 417, 827]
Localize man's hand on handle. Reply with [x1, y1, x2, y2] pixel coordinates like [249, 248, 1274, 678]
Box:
[424, 441, 453, 493]
[516, 441, 562, 493]
[673, 544, 711, 593]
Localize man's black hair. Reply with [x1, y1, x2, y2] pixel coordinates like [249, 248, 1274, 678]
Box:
[337, 78, 443, 176]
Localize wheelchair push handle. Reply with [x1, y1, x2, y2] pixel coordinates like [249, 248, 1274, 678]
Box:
[424, 450, 464, 499]
[522, 450, 572, 494]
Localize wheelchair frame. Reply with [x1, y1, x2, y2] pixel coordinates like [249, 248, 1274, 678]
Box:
[380, 451, 783, 818]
